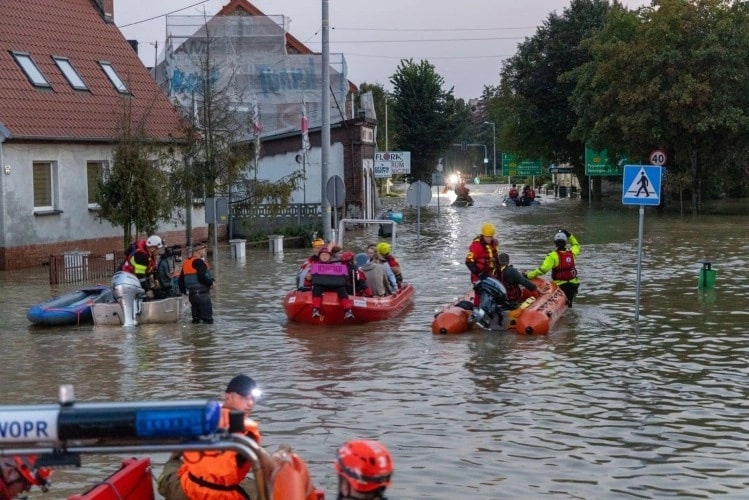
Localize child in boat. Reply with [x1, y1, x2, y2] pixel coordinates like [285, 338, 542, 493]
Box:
[305, 247, 355, 320]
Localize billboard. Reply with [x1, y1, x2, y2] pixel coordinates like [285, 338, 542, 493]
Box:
[374, 151, 411, 178]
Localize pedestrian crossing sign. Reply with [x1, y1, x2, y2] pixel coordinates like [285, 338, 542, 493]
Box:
[622, 165, 662, 206]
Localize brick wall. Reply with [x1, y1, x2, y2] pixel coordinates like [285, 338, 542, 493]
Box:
[0, 228, 210, 271]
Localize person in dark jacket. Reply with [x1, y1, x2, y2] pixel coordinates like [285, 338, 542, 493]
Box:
[179, 242, 214, 324]
[497, 253, 539, 309]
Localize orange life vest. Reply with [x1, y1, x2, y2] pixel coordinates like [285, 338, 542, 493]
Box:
[178, 409, 260, 500]
[552, 250, 577, 281]
[120, 240, 155, 276]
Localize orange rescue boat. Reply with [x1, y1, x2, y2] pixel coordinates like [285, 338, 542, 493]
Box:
[432, 278, 567, 335]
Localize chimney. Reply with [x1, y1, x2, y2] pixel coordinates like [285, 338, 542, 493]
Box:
[94, 0, 114, 24]
[127, 40, 139, 55]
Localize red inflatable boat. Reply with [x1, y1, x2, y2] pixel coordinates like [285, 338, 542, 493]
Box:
[284, 284, 415, 325]
[432, 278, 567, 335]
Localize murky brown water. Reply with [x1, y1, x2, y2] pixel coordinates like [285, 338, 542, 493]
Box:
[2, 184, 749, 499]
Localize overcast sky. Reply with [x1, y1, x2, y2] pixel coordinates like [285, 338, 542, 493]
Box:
[116, 0, 649, 100]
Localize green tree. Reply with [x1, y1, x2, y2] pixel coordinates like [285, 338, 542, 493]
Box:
[491, 0, 613, 196]
[568, 0, 749, 210]
[389, 59, 467, 182]
[96, 100, 176, 248]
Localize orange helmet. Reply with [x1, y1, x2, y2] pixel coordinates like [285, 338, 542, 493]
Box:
[335, 440, 393, 493]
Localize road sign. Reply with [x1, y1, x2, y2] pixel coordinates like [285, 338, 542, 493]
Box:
[649, 149, 667, 166]
[326, 175, 346, 208]
[585, 146, 625, 176]
[622, 165, 661, 206]
[406, 181, 431, 207]
[501, 153, 543, 176]
[374, 151, 411, 175]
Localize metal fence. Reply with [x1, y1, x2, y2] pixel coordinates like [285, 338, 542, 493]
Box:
[48, 251, 119, 285]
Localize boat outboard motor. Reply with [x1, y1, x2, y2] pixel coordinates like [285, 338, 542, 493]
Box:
[111, 271, 144, 327]
[467, 276, 509, 329]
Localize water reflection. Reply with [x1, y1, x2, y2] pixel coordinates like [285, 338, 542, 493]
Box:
[2, 186, 749, 498]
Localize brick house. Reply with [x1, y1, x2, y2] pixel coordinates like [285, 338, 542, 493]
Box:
[0, 0, 201, 270]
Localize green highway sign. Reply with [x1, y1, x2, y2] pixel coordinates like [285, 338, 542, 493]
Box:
[501, 153, 543, 176]
[585, 146, 625, 176]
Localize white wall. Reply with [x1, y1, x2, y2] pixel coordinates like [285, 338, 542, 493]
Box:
[0, 143, 200, 247]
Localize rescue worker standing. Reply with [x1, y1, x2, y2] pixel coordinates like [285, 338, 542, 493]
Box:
[179, 242, 214, 324]
[497, 253, 538, 309]
[466, 222, 500, 283]
[335, 440, 393, 500]
[527, 229, 581, 306]
[119, 235, 163, 298]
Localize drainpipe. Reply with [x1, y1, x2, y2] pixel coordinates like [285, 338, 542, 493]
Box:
[0, 123, 9, 257]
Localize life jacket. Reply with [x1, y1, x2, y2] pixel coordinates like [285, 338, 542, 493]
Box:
[552, 249, 577, 281]
[498, 265, 523, 303]
[182, 256, 212, 292]
[466, 236, 498, 279]
[509, 188, 519, 199]
[0, 456, 51, 496]
[383, 254, 402, 284]
[178, 408, 260, 500]
[119, 240, 154, 276]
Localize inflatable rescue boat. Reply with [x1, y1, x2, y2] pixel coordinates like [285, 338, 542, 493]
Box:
[432, 278, 567, 335]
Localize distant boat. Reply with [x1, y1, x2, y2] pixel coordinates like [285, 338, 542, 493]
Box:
[27, 285, 112, 326]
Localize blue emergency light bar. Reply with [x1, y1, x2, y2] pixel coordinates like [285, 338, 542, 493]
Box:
[0, 400, 221, 445]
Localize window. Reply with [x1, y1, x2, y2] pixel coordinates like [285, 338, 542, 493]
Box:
[87, 161, 108, 207]
[99, 61, 128, 93]
[33, 162, 57, 211]
[12, 52, 51, 88]
[53, 57, 88, 90]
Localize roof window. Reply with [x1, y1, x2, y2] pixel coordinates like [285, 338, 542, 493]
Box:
[53, 57, 88, 90]
[11, 52, 51, 88]
[99, 61, 129, 93]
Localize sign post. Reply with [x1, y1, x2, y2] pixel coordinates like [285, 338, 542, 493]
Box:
[407, 181, 431, 242]
[622, 165, 663, 321]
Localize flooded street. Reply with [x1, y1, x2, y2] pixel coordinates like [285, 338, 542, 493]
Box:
[2, 183, 749, 499]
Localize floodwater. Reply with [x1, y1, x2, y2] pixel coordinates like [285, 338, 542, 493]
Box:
[2, 183, 749, 499]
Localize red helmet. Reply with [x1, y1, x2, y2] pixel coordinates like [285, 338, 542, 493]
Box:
[335, 440, 393, 493]
[340, 251, 355, 262]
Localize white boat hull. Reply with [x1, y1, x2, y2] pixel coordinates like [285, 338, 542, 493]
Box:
[92, 296, 188, 326]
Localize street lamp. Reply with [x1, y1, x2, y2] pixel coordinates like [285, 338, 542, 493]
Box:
[483, 121, 496, 176]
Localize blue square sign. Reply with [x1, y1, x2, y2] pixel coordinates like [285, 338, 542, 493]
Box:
[622, 165, 662, 206]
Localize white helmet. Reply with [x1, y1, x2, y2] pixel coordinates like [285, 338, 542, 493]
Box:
[554, 231, 567, 243]
[146, 235, 164, 248]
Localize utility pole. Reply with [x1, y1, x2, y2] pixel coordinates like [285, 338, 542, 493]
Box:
[484, 121, 496, 176]
[321, 0, 332, 242]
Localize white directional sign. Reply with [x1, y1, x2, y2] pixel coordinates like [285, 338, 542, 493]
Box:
[375, 151, 411, 176]
[622, 165, 662, 206]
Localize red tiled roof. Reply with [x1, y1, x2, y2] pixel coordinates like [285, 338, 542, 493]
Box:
[0, 0, 184, 142]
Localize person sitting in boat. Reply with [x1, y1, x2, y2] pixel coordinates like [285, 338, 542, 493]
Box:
[521, 185, 535, 206]
[118, 234, 163, 299]
[497, 252, 539, 309]
[527, 229, 581, 306]
[340, 251, 373, 297]
[465, 222, 500, 306]
[305, 247, 355, 320]
[508, 184, 519, 204]
[297, 239, 327, 290]
[1, 456, 51, 499]
[367, 244, 398, 291]
[356, 252, 393, 297]
[335, 440, 393, 500]
[376, 242, 403, 289]
[454, 178, 474, 205]
[153, 244, 181, 299]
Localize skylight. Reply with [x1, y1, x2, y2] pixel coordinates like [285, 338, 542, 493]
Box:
[53, 57, 88, 90]
[12, 52, 51, 88]
[99, 61, 129, 93]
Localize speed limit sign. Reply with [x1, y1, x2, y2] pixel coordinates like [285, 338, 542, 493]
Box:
[649, 149, 667, 166]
